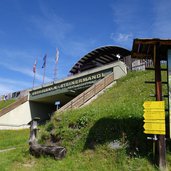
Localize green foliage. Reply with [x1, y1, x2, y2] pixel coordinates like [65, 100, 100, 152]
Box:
[0, 99, 16, 110]
[76, 115, 89, 129]
[0, 129, 29, 170]
[0, 129, 29, 149]
[45, 121, 54, 132]
[39, 130, 50, 142]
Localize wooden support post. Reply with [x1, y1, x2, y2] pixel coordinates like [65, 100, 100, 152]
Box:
[154, 43, 166, 170]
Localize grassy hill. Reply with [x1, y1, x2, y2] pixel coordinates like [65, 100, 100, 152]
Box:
[0, 70, 170, 171]
[0, 99, 16, 110]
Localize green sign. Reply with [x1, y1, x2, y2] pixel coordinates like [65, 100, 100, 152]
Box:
[30, 69, 113, 97]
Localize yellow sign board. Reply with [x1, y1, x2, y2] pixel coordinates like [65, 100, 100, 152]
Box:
[144, 130, 165, 135]
[143, 101, 165, 135]
[143, 101, 165, 109]
[143, 122, 165, 131]
[144, 109, 164, 112]
[143, 111, 165, 120]
[144, 120, 165, 123]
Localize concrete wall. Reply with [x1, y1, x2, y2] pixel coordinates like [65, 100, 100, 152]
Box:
[0, 101, 55, 130]
[0, 101, 31, 129]
[113, 61, 127, 80]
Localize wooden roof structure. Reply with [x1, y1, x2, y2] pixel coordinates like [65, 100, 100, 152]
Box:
[132, 38, 171, 60]
[69, 46, 130, 75]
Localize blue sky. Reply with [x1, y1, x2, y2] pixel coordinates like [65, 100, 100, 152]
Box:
[0, 0, 171, 95]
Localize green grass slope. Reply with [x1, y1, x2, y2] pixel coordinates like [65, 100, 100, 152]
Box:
[0, 70, 170, 171]
[0, 99, 16, 110]
[37, 70, 163, 170]
[41, 71, 155, 149]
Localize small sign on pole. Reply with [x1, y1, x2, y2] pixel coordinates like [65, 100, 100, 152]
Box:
[55, 101, 61, 110]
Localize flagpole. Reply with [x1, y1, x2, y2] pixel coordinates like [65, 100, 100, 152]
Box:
[42, 54, 47, 85]
[32, 59, 37, 88]
[33, 72, 36, 88]
[54, 48, 59, 81]
[43, 66, 46, 84]
[54, 63, 57, 81]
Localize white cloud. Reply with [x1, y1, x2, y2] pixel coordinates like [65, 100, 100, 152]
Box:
[0, 77, 29, 87]
[0, 84, 14, 95]
[110, 32, 133, 49]
[0, 48, 31, 63]
[0, 61, 52, 83]
[0, 59, 53, 95]
[0, 77, 30, 96]
[110, 0, 157, 47]
[111, 33, 133, 42]
[0, 47, 53, 82]
[111, 0, 171, 41]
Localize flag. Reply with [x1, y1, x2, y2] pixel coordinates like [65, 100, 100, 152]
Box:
[33, 59, 37, 73]
[42, 54, 47, 68]
[4, 95, 7, 101]
[55, 48, 59, 64]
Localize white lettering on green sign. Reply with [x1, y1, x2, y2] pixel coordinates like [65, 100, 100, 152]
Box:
[31, 72, 107, 96]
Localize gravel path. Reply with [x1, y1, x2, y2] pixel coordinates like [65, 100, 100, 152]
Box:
[0, 147, 16, 153]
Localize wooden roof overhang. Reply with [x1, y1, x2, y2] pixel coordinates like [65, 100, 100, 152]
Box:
[132, 38, 171, 61]
[69, 46, 130, 75]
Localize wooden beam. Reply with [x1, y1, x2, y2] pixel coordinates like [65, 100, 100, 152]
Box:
[154, 43, 166, 169]
[131, 52, 152, 58]
[134, 39, 171, 46]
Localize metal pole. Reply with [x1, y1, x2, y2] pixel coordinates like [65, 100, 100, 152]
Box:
[54, 63, 57, 81]
[33, 72, 36, 88]
[154, 43, 166, 170]
[42, 66, 46, 85]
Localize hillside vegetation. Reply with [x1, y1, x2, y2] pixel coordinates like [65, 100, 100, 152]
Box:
[37, 70, 169, 170]
[0, 70, 170, 171]
[0, 99, 16, 110]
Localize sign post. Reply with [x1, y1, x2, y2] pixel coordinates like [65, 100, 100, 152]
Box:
[168, 49, 171, 139]
[154, 44, 166, 169]
[55, 101, 61, 110]
[131, 39, 171, 170]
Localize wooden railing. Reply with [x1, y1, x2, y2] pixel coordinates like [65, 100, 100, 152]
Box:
[58, 72, 115, 112]
[0, 96, 28, 117]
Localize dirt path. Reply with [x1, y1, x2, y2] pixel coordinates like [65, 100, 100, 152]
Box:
[0, 147, 16, 153]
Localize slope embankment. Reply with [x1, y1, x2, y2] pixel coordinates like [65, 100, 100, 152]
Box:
[40, 71, 156, 159]
[0, 96, 28, 117]
[0, 96, 30, 129]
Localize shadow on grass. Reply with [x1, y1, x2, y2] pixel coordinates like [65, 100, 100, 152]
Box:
[84, 117, 153, 157]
